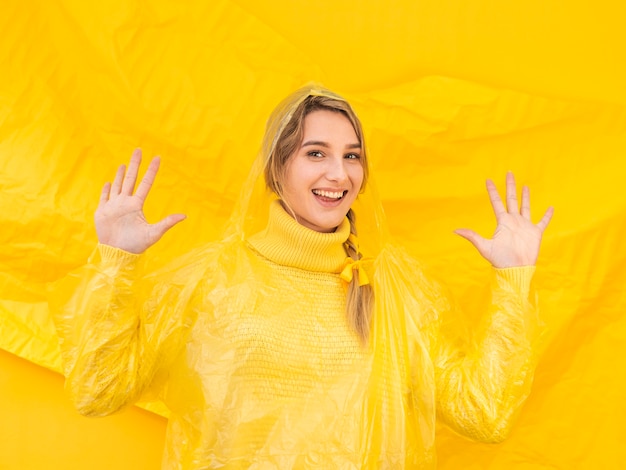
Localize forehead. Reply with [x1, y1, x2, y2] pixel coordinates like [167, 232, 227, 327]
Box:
[302, 109, 359, 142]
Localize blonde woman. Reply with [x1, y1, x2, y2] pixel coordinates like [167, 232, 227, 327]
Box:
[52, 87, 553, 469]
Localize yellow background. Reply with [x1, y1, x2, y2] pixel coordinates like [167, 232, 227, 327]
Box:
[1, 0, 625, 468]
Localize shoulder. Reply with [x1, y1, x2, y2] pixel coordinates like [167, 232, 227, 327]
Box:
[143, 239, 240, 285]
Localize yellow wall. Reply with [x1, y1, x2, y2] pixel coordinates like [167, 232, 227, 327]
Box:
[0, 349, 166, 469]
[1, 0, 625, 468]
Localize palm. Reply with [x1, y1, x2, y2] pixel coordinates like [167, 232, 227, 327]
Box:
[455, 173, 553, 268]
[95, 149, 186, 254]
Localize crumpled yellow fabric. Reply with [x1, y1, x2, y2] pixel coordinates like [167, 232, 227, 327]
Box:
[50, 86, 544, 469]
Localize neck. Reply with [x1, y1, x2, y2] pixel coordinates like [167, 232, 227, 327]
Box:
[247, 201, 351, 273]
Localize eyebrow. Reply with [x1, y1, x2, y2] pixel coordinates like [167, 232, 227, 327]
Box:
[301, 140, 362, 149]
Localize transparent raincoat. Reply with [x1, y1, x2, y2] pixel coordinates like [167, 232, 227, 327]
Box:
[51, 86, 542, 469]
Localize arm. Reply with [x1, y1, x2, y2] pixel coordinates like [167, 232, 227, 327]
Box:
[433, 173, 552, 442]
[50, 149, 190, 416]
[431, 266, 542, 442]
[51, 244, 204, 417]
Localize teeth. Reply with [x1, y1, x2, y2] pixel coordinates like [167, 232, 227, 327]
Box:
[313, 189, 344, 199]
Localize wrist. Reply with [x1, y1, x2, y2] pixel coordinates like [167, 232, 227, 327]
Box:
[90, 243, 142, 272]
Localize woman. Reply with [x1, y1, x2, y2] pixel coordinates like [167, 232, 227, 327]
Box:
[52, 86, 553, 469]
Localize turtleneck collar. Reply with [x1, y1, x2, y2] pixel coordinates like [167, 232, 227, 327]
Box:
[247, 201, 351, 273]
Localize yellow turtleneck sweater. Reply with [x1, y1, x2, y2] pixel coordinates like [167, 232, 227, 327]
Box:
[51, 201, 539, 469]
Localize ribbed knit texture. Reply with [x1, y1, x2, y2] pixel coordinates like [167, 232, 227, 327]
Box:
[54, 203, 539, 468]
[96, 243, 141, 270]
[247, 200, 351, 273]
[181, 201, 368, 467]
[494, 265, 535, 296]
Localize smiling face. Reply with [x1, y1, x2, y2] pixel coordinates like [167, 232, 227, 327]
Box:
[280, 109, 364, 233]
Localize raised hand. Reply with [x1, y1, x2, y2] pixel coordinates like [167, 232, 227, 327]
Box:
[454, 172, 553, 268]
[95, 148, 186, 254]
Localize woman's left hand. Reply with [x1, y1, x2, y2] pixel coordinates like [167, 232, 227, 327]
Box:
[454, 172, 553, 268]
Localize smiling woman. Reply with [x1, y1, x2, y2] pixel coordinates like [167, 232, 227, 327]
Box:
[50, 86, 552, 469]
[280, 109, 364, 234]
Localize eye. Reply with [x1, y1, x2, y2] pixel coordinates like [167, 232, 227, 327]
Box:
[345, 153, 361, 160]
[307, 150, 323, 158]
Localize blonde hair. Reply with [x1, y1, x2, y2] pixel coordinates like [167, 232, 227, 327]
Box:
[265, 94, 374, 344]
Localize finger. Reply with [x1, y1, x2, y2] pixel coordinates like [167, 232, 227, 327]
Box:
[506, 171, 518, 213]
[520, 185, 531, 219]
[536, 206, 554, 232]
[135, 156, 161, 201]
[486, 179, 506, 218]
[98, 182, 111, 208]
[151, 213, 187, 240]
[454, 228, 489, 257]
[121, 148, 142, 195]
[110, 164, 126, 196]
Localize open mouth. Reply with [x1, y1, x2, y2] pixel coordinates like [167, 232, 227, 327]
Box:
[312, 189, 347, 200]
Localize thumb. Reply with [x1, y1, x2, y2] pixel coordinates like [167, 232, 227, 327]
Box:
[152, 213, 187, 239]
[454, 228, 489, 257]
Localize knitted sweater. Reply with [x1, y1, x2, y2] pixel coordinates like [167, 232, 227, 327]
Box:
[51, 201, 539, 469]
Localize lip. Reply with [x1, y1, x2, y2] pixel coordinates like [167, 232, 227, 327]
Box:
[313, 188, 347, 197]
[312, 189, 348, 207]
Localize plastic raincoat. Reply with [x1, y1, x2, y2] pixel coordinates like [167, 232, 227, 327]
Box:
[51, 86, 543, 469]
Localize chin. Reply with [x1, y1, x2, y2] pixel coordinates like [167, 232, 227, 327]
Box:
[308, 215, 346, 233]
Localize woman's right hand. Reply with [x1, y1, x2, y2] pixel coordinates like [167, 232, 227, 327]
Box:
[95, 148, 186, 254]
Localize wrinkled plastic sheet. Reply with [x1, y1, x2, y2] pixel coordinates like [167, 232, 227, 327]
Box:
[1, 0, 625, 468]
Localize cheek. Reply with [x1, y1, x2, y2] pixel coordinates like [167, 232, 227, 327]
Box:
[285, 162, 315, 190]
[282, 162, 297, 192]
[351, 165, 365, 189]
[281, 164, 308, 202]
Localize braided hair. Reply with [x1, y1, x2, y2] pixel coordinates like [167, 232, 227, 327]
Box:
[265, 95, 374, 344]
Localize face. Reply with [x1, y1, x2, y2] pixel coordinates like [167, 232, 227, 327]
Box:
[281, 109, 364, 233]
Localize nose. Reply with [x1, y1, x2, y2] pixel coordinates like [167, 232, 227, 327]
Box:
[325, 156, 349, 184]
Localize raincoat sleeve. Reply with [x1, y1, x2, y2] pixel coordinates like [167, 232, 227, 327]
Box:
[50, 243, 203, 417]
[427, 266, 542, 443]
